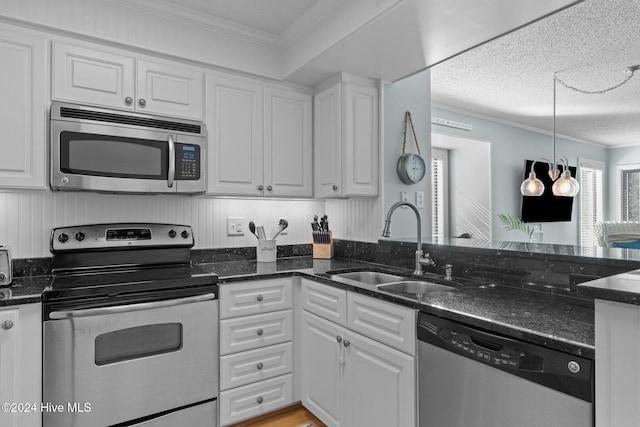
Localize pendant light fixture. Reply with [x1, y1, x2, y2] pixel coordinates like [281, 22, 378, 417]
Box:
[521, 65, 640, 198]
[521, 75, 579, 197]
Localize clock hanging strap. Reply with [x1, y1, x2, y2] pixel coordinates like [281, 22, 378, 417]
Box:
[402, 111, 421, 155]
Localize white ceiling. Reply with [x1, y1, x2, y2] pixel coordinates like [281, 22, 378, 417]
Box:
[431, 0, 640, 147]
[154, 0, 320, 35]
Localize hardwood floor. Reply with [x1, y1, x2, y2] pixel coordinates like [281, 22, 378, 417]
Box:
[229, 403, 327, 427]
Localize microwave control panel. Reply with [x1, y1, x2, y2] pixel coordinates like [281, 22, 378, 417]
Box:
[176, 144, 201, 180]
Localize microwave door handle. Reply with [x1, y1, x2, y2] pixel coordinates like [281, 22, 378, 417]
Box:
[167, 134, 176, 188]
[49, 293, 216, 319]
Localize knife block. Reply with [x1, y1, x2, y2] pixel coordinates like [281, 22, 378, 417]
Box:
[313, 231, 334, 259]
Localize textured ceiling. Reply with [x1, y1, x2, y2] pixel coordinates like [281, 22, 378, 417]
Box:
[431, 0, 640, 147]
[159, 0, 319, 35]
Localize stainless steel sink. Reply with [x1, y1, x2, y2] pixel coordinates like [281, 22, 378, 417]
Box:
[331, 271, 405, 285]
[378, 281, 454, 294]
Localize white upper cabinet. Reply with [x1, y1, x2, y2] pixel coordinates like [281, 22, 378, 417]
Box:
[206, 72, 312, 197]
[264, 86, 312, 197]
[314, 74, 379, 198]
[53, 42, 204, 120]
[0, 25, 47, 189]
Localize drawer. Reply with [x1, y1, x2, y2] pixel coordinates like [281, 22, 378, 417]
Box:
[347, 292, 416, 355]
[219, 374, 293, 426]
[220, 342, 293, 391]
[301, 279, 347, 326]
[220, 309, 293, 355]
[220, 279, 292, 319]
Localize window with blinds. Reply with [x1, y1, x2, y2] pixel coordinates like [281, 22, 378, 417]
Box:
[432, 157, 443, 237]
[579, 159, 604, 247]
[622, 168, 640, 221]
[431, 148, 448, 238]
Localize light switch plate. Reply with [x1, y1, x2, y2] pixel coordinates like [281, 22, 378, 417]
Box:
[227, 217, 244, 236]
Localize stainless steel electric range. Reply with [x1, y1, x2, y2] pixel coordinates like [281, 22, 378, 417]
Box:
[42, 223, 219, 427]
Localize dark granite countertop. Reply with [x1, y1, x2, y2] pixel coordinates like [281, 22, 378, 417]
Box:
[578, 268, 640, 305]
[0, 255, 595, 359]
[199, 256, 595, 359]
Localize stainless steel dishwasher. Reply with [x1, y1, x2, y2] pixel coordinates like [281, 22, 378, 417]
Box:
[418, 312, 593, 427]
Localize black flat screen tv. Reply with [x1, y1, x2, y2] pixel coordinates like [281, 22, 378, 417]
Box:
[520, 159, 575, 223]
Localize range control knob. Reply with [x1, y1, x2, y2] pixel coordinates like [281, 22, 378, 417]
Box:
[75, 232, 86, 241]
[58, 233, 69, 243]
[181, 230, 190, 239]
[168, 229, 177, 238]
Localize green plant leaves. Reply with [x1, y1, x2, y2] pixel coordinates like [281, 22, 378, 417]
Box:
[498, 213, 534, 239]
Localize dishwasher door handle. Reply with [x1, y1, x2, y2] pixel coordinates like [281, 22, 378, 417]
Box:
[49, 293, 217, 319]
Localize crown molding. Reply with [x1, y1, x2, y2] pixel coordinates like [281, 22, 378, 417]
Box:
[105, 0, 282, 49]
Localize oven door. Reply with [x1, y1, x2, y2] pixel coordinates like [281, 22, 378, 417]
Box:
[43, 293, 218, 427]
[51, 120, 204, 194]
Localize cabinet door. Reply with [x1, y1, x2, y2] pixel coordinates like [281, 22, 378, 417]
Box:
[300, 279, 347, 327]
[313, 83, 343, 198]
[136, 60, 204, 120]
[220, 279, 292, 319]
[0, 304, 41, 427]
[300, 311, 346, 427]
[343, 82, 379, 197]
[343, 330, 415, 427]
[264, 86, 312, 197]
[53, 42, 135, 110]
[206, 73, 264, 196]
[0, 28, 47, 189]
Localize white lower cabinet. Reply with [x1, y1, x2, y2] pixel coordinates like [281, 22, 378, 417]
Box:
[0, 303, 42, 427]
[299, 280, 416, 427]
[219, 280, 294, 426]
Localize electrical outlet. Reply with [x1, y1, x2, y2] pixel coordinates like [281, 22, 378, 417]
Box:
[279, 217, 288, 235]
[227, 217, 244, 236]
[416, 191, 425, 208]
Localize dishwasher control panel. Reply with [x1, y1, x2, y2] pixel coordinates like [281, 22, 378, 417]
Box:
[439, 327, 535, 370]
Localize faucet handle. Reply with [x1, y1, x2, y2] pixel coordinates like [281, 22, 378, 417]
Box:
[419, 253, 436, 267]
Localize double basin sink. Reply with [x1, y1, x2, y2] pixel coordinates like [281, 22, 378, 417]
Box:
[330, 270, 454, 296]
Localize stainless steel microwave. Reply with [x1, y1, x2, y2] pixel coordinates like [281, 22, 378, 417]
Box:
[50, 102, 206, 194]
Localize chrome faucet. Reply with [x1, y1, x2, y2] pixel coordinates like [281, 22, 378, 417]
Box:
[382, 201, 434, 275]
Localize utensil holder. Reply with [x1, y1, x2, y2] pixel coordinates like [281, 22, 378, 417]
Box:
[257, 239, 277, 263]
[313, 231, 334, 259]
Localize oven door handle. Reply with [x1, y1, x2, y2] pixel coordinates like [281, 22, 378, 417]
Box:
[49, 293, 216, 319]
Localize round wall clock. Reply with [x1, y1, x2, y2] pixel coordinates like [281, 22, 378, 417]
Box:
[397, 152, 426, 184]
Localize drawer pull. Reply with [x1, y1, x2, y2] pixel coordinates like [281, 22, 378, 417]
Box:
[336, 335, 342, 343]
[256, 294, 264, 302]
[257, 328, 264, 336]
[257, 396, 264, 404]
[256, 362, 264, 370]
[1, 320, 13, 330]
[343, 340, 351, 348]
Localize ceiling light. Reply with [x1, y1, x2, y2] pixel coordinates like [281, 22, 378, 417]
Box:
[521, 65, 640, 198]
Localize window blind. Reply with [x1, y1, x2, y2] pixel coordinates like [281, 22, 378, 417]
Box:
[579, 158, 604, 247]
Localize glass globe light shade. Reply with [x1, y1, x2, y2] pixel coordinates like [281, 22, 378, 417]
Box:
[552, 169, 580, 197]
[520, 171, 545, 196]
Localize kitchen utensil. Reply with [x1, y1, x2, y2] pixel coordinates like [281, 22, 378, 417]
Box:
[256, 226, 267, 240]
[249, 221, 259, 239]
[271, 219, 289, 239]
[0, 246, 11, 286]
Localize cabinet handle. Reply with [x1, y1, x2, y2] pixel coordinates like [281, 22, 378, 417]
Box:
[336, 335, 342, 343]
[343, 340, 350, 348]
[266, 185, 273, 191]
[256, 328, 264, 336]
[332, 184, 338, 191]
[138, 98, 147, 106]
[1, 320, 13, 330]
[257, 185, 264, 191]
[256, 294, 264, 302]
[125, 96, 133, 105]
[257, 396, 264, 404]
[256, 362, 264, 370]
